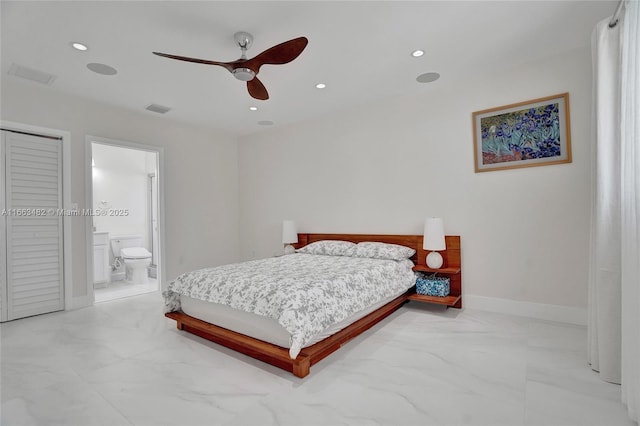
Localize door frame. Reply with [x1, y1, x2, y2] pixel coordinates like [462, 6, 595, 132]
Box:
[1, 120, 73, 311]
[85, 135, 165, 303]
[147, 173, 158, 268]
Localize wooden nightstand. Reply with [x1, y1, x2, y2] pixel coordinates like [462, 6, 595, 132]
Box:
[408, 264, 462, 309]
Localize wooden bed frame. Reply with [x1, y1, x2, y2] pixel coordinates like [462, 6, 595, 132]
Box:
[165, 233, 461, 378]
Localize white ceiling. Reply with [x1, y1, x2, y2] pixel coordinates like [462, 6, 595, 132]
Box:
[1, 1, 615, 137]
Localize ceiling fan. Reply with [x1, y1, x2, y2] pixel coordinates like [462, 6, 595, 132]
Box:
[153, 32, 308, 101]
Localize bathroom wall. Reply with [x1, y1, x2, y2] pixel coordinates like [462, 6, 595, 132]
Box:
[92, 143, 151, 251]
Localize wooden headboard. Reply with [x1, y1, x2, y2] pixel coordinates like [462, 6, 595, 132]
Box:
[294, 233, 460, 268]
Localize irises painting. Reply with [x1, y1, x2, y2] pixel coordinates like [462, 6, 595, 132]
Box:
[473, 93, 571, 172]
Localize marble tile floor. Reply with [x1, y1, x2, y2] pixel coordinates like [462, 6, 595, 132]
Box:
[1, 293, 635, 426]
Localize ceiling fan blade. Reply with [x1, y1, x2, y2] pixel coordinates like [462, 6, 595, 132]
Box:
[153, 52, 234, 72]
[245, 37, 308, 73]
[247, 77, 269, 100]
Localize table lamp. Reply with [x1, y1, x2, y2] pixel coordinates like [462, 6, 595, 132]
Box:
[282, 220, 298, 255]
[423, 217, 446, 269]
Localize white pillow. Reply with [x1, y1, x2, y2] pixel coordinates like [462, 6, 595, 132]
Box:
[353, 242, 415, 261]
[296, 240, 356, 256]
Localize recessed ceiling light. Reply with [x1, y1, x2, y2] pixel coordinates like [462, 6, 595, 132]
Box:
[87, 63, 118, 76]
[71, 42, 88, 51]
[411, 50, 424, 57]
[249, 106, 258, 111]
[315, 83, 326, 89]
[258, 120, 274, 126]
[416, 72, 440, 83]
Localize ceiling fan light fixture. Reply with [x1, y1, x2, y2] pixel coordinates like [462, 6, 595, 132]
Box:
[232, 67, 256, 81]
[154, 34, 308, 100]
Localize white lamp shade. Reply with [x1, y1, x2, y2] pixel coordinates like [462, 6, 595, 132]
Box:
[423, 217, 446, 251]
[282, 220, 298, 244]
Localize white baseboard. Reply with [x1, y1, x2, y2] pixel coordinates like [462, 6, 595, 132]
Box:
[69, 295, 92, 310]
[464, 295, 587, 325]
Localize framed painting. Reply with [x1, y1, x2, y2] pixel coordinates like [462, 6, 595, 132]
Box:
[472, 93, 571, 172]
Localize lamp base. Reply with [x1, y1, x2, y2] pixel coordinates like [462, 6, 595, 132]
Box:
[284, 244, 296, 255]
[426, 251, 443, 269]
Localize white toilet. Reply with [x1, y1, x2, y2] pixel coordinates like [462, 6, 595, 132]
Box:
[110, 235, 152, 284]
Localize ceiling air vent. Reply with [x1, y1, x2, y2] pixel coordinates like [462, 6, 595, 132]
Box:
[8, 63, 56, 85]
[145, 104, 171, 114]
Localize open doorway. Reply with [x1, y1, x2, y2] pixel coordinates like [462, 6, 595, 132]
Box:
[86, 137, 163, 303]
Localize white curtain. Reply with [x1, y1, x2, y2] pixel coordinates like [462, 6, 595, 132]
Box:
[589, 0, 640, 423]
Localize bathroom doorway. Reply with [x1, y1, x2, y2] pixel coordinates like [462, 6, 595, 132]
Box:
[86, 137, 164, 304]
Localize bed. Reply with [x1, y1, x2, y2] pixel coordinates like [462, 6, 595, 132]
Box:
[163, 233, 441, 378]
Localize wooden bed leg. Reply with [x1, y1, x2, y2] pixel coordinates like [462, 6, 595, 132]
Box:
[176, 321, 184, 330]
[293, 355, 311, 378]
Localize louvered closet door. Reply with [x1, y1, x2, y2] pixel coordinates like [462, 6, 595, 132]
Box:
[2, 131, 64, 321]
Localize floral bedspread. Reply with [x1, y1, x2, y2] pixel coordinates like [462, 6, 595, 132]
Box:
[163, 253, 415, 359]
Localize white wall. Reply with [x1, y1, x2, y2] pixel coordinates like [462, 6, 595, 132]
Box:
[92, 143, 150, 249]
[0, 44, 594, 317]
[1, 79, 240, 303]
[238, 46, 593, 312]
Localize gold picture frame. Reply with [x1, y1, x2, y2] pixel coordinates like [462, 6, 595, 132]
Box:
[472, 93, 572, 172]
